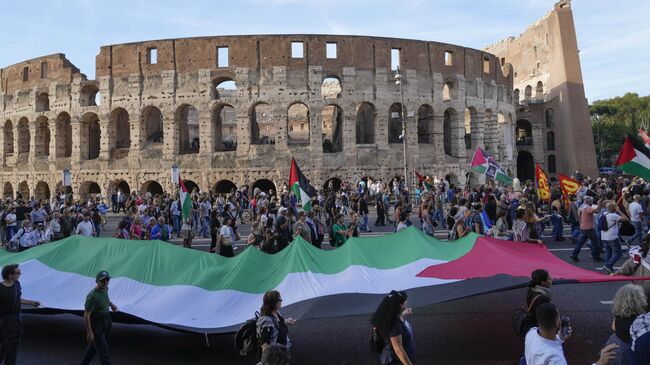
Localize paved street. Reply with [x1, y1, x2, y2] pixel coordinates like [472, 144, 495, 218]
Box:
[14, 212, 624, 364]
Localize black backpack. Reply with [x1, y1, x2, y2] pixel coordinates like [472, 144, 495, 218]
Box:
[369, 325, 384, 353]
[234, 312, 260, 357]
[598, 213, 612, 232]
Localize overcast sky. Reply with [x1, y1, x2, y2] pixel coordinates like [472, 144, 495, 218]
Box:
[1, 0, 648, 102]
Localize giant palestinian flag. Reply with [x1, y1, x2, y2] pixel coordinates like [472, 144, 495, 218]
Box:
[1, 228, 640, 334]
[616, 136, 650, 180]
[289, 157, 317, 211]
[470, 147, 513, 185]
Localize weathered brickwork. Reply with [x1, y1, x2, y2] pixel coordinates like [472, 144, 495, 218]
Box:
[0, 35, 518, 199]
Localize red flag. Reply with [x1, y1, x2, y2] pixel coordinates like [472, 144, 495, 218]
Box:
[535, 164, 551, 202]
[557, 173, 581, 208]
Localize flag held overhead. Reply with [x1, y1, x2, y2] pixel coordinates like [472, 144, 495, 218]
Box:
[615, 136, 650, 181]
[290, 157, 317, 211]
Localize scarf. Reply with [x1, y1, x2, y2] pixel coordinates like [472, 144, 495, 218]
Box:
[531, 285, 552, 301]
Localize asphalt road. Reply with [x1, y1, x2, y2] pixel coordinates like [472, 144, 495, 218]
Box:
[13, 212, 625, 364]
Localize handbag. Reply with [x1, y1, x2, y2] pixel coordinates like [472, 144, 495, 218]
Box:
[512, 294, 543, 339]
[369, 326, 384, 353]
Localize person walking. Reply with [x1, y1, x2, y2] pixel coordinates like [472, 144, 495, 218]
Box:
[256, 291, 295, 356]
[0, 264, 40, 365]
[600, 201, 628, 274]
[628, 194, 645, 246]
[570, 196, 603, 262]
[526, 269, 553, 329]
[80, 270, 118, 365]
[370, 290, 415, 365]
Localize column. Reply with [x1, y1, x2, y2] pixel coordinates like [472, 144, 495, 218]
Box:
[48, 121, 58, 162]
[199, 107, 213, 157]
[28, 124, 37, 163]
[432, 114, 445, 162]
[162, 111, 176, 160]
[70, 117, 83, 162]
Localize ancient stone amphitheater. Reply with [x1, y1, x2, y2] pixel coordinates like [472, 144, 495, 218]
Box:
[0, 35, 516, 200]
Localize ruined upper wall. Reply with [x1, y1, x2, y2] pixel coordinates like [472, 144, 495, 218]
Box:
[0, 54, 83, 94]
[95, 35, 511, 86]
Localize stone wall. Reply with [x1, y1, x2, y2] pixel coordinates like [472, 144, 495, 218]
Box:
[0, 35, 516, 199]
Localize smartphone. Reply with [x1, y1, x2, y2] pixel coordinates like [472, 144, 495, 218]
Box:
[560, 316, 571, 338]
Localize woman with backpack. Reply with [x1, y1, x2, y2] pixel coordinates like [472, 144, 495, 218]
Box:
[526, 269, 553, 328]
[256, 291, 295, 355]
[370, 290, 415, 365]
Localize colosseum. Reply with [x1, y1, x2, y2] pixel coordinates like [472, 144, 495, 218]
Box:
[0, 0, 594, 200]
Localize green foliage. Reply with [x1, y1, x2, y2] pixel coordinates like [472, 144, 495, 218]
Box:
[591, 93, 650, 166]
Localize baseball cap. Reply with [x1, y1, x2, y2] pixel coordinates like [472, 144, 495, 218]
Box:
[96, 271, 110, 281]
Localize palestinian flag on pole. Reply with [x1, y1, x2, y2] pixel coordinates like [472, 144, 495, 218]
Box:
[290, 157, 317, 211]
[638, 128, 650, 148]
[470, 147, 513, 185]
[615, 135, 650, 181]
[2, 228, 641, 334]
[414, 170, 433, 191]
[179, 176, 192, 221]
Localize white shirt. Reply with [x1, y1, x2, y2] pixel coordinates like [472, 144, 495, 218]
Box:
[5, 213, 16, 227]
[524, 328, 567, 365]
[629, 202, 643, 222]
[75, 220, 95, 237]
[600, 212, 621, 241]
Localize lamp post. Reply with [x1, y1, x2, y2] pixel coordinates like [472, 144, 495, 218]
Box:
[395, 67, 409, 192]
[170, 163, 180, 186]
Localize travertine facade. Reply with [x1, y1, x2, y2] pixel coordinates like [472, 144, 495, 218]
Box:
[1, 34, 517, 199]
[485, 0, 598, 181]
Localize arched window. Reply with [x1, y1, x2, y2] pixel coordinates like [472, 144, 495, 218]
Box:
[321, 77, 341, 99]
[388, 103, 404, 144]
[513, 89, 520, 104]
[516, 120, 533, 146]
[213, 78, 237, 100]
[524, 85, 532, 101]
[443, 108, 457, 156]
[547, 131, 555, 150]
[535, 81, 544, 99]
[545, 108, 554, 128]
[443, 82, 452, 102]
[213, 104, 237, 151]
[142, 106, 164, 146]
[81, 113, 100, 160]
[464, 108, 478, 150]
[55, 112, 72, 158]
[35, 92, 49, 112]
[417, 105, 433, 144]
[80, 84, 100, 107]
[251, 103, 274, 145]
[3, 120, 14, 155]
[17, 118, 30, 156]
[548, 155, 557, 173]
[176, 104, 200, 154]
[322, 104, 342, 153]
[109, 108, 130, 159]
[34, 117, 50, 158]
[287, 103, 309, 145]
[356, 102, 375, 144]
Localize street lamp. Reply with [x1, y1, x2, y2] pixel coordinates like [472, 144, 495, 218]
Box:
[170, 163, 179, 186]
[395, 67, 409, 192]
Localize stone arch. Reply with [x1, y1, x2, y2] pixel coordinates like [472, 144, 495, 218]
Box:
[417, 104, 434, 144]
[213, 104, 237, 151]
[321, 77, 342, 99]
[252, 179, 276, 194]
[55, 112, 72, 158]
[141, 180, 164, 196]
[535, 81, 544, 99]
[548, 154, 557, 173]
[322, 104, 343, 153]
[545, 108, 554, 128]
[464, 107, 479, 150]
[517, 151, 535, 183]
[81, 112, 100, 160]
[513, 89, 520, 104]
[17, 181, 30, 200]
[110, 179, 131, 195]
[141, 106, 164, 147]
[250, 102, 275, 145]
[183, 180, 200, 194]
[3, 120, 14, 155]
[388, 103, 405, 144]
[445, 173, 459, 187]
[55, 182, 73, 195]
[547, 131, 555, 150]
[109, 108, 130, 158]
[516, 119, 533, 146]
[443, 108, 460, 157]
[79, 181, 101, 200]
[323, 177, 342, 192]
[356, 102, 376, 144]
[34, 116, 50, 158]
[17, 118, 30, 155]
[212, 77, 237, 100]
[80, 84, 100, 107]
[443, 82, 453, 102]
[34, 181, 50, 200]
[3, 182, 13, 199]
[524, 85, 532, 101]
[213, 179, 237, 194]
[35, 92, 50, 112]
[287, 103, 310, 146]
[176, 104, 200, 154]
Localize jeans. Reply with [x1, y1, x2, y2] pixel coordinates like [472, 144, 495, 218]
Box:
[172, 215, 181, 237]
[630, 221, 644, 246]
[0, 333, 19, 365]
[570, 223, 580, 244]
[80, 332, 112, 365]
[603, 238, 622, 270]
[551, 215, 563, 239]
[433, 208, 446, 229]
[360, 213, 369, 232]
[199, 216, 210, 237]
[572, 228, 602, 259]
[5, 226, 16, 243]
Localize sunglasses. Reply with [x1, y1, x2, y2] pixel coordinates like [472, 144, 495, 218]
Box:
[99, 278, 110, 283]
